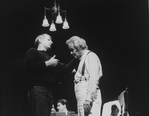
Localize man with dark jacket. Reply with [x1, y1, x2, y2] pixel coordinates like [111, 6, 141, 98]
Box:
[24, 33, 77, 116]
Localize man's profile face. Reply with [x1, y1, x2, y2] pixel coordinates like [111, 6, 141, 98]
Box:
[68, 43, 82, 58]
[57, 103, 66, 112]
[41, 35, 53, 49]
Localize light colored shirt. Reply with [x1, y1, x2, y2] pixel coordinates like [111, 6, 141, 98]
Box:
[74, 50, 103, 101]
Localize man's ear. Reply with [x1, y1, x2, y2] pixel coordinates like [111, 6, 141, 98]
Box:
[38, 38, 42, 43]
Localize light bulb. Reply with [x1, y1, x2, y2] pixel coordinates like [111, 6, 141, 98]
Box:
[42, 15, 49, 27]
[56, 12, 63, 24]
[49, 22, 56, 31]
[62, 18, 69, 29]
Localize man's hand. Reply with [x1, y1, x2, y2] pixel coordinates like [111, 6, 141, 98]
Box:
[45, 55, 59, 67]
[83, 100, 92, 116]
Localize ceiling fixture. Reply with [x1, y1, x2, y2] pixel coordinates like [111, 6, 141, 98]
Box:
[42, 0, 69, 32]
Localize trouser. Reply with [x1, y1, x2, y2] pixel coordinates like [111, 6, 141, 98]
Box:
[75, 81, 102, 116]
[28, 86, 53, 116]
[102, 100, 121, 116]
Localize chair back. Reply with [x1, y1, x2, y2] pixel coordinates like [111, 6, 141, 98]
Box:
[118, 87, 129, 116]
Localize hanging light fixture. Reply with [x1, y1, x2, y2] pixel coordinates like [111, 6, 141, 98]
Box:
[62, 11, 69, 29]
[55, 5, 63, 24]
[42, 0, 69, 31]
[42, 15, 49, 27]
[49, 17, 56, 31]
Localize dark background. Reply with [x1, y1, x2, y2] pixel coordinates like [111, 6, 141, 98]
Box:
[1, 0, 148, 116]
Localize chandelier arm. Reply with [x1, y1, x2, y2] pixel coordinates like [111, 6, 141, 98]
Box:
[44, 7, 46, 16]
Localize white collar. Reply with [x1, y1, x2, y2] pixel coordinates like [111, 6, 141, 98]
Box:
[80, 50, 90, 60]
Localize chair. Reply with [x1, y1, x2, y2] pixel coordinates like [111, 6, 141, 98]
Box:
[118, 87, 129, 116]
[101, 87, 129, 116]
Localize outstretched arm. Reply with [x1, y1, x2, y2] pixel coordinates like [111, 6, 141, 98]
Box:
[56, 58, 79, 74]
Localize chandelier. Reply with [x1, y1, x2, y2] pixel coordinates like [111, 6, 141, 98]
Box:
[42, 0, 70, 31]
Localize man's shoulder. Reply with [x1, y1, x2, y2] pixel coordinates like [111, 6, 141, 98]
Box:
[88, 51, 97, 56]
[68, 114, 77, 116]
[68, 111, 77, 116]
[26, 48, 38, 54]
[27, 48, 37, 52]
[86, 51, 99, 60]
[51, 111, 77, 116]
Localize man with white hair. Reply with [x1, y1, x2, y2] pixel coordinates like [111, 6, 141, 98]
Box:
[66, 36, 103, 116]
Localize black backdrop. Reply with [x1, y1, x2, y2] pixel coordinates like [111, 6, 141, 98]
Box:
[1, 0, 149, 116]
